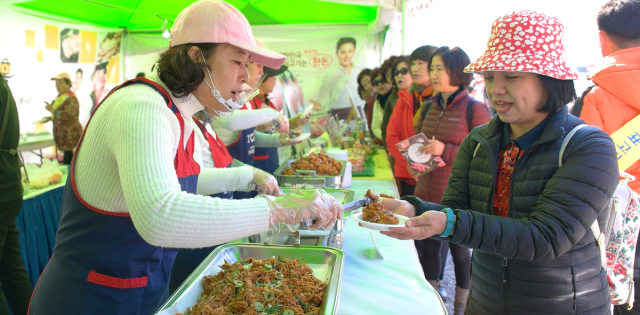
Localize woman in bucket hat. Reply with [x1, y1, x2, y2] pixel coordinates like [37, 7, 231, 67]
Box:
[27, 1, 341, 314]
[379, 10, 619, 314]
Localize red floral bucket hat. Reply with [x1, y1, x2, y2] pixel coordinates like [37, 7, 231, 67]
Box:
[464, 10, 578, 80]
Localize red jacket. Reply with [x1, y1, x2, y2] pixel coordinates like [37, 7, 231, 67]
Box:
[414, 89, 492, 202]
[386, 89, 418, 180]
[580, 46, 640, 194]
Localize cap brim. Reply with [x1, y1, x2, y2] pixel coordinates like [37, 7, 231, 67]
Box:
[229, 41, 286, 69]
[265, 65, 288, 78]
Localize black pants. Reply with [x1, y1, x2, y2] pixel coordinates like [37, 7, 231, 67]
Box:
[422, 238, 471, 289]
[0, 198, 33, 315]
[62, 151, 73, 165]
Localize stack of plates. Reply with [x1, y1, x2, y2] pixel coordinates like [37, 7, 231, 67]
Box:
[325, 149, 348, 161]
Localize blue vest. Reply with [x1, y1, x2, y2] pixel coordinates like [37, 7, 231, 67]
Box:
[28, 79, 199, 315]
[250, 98, 279, 174]
[169, 120, 233, 294]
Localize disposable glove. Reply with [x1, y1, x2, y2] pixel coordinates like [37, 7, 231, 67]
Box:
[259, 189, 343, 230]
[251, 168, 281, 196]
[279, 133, 305, 146]
[272, 114, 290, 134]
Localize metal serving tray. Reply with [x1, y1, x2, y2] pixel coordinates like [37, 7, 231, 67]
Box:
[274, 160, 347, 188]
[247, 188, 354, 246]
[280, 188, 354, 206]
[155, 243, 345, 315]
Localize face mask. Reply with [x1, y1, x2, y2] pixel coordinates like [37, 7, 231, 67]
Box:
[199, 50, 244, 116]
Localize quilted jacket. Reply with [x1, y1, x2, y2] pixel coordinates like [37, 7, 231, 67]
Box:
[422, 107, 619, 314]
[414, 89, 491, 203]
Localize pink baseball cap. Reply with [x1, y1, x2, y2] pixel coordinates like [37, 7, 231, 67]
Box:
[170, 0, 286, 69]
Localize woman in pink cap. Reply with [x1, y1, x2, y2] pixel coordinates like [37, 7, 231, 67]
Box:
[379, 10, 619, 314]
[27, 1, 341, 314]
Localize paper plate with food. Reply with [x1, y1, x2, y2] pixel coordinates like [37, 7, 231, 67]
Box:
[351, 190, 408, 231]
[286, 132, 311, 142]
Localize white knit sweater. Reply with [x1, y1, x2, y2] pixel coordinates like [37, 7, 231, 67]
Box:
[192, 121, 255, 195]
[74, 73, 269, 249]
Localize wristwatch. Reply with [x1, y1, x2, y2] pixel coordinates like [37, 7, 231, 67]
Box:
[439, 208, 455, 238]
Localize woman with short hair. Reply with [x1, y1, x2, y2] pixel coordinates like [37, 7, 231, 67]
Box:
[413, 46, 492, 314]
[28, 1, 341, 313]
[369, 67, 393, 142]
[44, 73, 82, 164]
[381, 10, 619, 314]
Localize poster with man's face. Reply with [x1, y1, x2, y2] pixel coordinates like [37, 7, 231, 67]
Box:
[337, 39, 356, 68]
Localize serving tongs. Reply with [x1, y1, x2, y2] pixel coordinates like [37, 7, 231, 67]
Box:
[298, 196, 374, 230]
[271, 119, 297, 138]
[341, 196, 374, 213]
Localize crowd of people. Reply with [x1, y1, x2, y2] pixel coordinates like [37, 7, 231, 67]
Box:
[0, 0, 639, 314]
[353, 0, 639, 314]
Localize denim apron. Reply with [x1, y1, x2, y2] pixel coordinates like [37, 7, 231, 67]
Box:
[28, 78, 200, 315]
[169, 120, 235, 293]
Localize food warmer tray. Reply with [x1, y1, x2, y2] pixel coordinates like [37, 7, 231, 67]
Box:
[247, 188, 354, 246]
[155, 243, 345, 315]
[274, 160, 347, 188]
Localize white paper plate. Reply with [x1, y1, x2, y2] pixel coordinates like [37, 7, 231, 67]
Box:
[408, 143, 430, 163]
[302, 104, 314, 117]
[351, 210, 408, 231]
[287, 133, 311, 142]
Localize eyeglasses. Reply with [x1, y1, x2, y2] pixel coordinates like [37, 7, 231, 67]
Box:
[372, 78, 386, 86]
[394, 68, 410, 76]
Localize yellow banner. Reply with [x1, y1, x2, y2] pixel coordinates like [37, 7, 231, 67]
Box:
[611, 114, 640, 171]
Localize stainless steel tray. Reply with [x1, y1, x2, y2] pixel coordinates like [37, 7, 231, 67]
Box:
[280, 188, 354, 206]
[274, 160, 347, 188]
[155, 243, 345, 315]
[247, 189, 354, 246]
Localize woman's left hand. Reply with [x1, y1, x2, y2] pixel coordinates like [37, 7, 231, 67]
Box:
[290, 111, 311, 129]
[381, 210, 448, 240]
[419, 136, 445, 156]
[274, 114, 290, 134]
[252, 168, 282, 196]
[279, 134, 304, 146]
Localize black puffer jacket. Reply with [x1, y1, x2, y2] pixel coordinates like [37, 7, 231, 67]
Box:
[421, 107, 619, 314]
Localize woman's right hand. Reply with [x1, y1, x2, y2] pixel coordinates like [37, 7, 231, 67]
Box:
[261, 189, 342, 229]
[251, 168, 282, 196]
[272, 114, 290, 134]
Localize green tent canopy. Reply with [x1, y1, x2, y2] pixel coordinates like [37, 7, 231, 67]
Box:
[13, 0, 379, 30]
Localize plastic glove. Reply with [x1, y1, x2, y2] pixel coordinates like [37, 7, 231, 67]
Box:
[279, 133, 304, 146]
[290, 111, 311, 129]
[273, 114, 290, 134]
[252, 168, 282, 196]
[260, 189, 343, 229]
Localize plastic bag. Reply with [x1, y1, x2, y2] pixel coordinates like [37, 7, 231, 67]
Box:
[23, 159, 63, 189]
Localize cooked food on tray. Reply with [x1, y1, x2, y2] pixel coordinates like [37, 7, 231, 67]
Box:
[177, 257, 325, 315]
[362, 189, 399, 225]
[283, 152, 342, 176]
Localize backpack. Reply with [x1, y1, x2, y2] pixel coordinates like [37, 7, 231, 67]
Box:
[560, 124, 640, 310]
